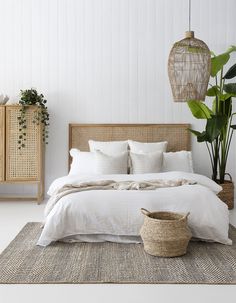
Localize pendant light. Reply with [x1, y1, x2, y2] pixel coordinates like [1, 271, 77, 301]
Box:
[168, 0, 211, 102]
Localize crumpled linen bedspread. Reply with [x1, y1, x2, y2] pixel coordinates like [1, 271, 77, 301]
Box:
[37, 172, 231, 246]
[45, 178, 195, 217]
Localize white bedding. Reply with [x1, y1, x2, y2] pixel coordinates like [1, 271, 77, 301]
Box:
[37, 171, 232, 246]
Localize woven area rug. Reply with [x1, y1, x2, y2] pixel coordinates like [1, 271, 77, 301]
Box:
[0, 223, 235, 284]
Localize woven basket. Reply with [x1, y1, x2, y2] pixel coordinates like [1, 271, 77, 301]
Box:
[217, 176, 234, 210]
[140, 209, 192, 257]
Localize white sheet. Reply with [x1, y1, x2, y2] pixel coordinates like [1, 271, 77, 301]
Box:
[37, 172, 231, 246]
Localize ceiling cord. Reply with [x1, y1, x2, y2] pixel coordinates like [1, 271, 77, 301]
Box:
[189, 0, 191, 31]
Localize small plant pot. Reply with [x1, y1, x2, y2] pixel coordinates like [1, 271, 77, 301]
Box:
[217, 175, 234, 210]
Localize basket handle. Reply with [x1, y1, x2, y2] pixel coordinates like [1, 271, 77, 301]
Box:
[183, 212, 190, 219]
[224, 173, 232, 182]
[141, 208, 151, 216]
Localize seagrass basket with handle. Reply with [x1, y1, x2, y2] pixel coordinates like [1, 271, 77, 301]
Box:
[217, 174, 234, 210]
[140, 209, 192, 257]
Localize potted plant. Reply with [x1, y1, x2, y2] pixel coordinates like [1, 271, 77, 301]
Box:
[188, 45, 236, 209]
[17, 88, 49, 149]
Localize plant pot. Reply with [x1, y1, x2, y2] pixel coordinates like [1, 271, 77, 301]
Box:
[217, 177, 234, 210]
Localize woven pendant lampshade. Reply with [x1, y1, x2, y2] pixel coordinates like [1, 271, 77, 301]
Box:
[168, 31, 211, 102]
[168, 0, 211, 102]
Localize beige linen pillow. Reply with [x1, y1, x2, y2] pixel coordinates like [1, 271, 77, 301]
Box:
[130, 151, 163, 174]
[95, 150, 128, 174]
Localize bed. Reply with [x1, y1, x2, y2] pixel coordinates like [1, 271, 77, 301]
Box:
[37, 124, 231, 246]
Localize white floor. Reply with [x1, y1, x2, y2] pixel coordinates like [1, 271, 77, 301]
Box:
[0, 200, 235, 303]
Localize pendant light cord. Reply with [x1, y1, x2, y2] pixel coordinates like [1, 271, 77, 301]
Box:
[188, 0, 191, 31]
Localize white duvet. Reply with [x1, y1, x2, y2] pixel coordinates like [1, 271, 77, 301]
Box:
[37, 171, 232, 246]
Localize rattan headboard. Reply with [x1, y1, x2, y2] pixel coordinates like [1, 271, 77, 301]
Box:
[69, 123, 191, 166]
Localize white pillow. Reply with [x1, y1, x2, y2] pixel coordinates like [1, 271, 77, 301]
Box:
[89, 140, 128, 155]
[162, 151, 194, 173]
[128, 140, 168, 153]
[95, 150, 128, 174]
[69, 148, 96, 175]
[130, 151, 163, 174]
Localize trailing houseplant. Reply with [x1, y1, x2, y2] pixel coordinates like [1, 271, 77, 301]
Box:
[18, 88, 49, 149]
[188, 45, 236, 184]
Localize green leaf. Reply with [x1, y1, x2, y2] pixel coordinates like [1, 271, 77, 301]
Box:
[188, 100, 213, 119]
[226, 45, 236, 54]
[212, 98, 216, 114]
[220, 93, 233, 101]
[196, 131, 208, 143]
[210, 51, 216, 57]
[211, 53, 230, 77]
[188, 129, 207, 143]
[207, 86, 220, 96]
[224, 83, 236, 95]
[223, 63, 236, 79]
[213, 95, 233, 116]
[188, 129, 202, 137]
[221, 97, 232, 117]
[206, 115, 228, 142]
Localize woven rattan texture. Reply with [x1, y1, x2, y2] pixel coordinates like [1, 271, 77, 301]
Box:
[69, 124, 190, 154]
[0, 222, 235, 284]
[168, 36, 211, 102]
[0, 106, 5, 181]
[140, 211, 192, 257]
[6, 106, 41, 180]
[218, 181, 234, 210]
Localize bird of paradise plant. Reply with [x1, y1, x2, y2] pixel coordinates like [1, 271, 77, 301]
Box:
[188, 45, 236, 183]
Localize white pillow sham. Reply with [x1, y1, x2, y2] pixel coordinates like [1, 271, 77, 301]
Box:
[89, 140, 128, 155]
[162, 151, 194, 173]
[95, 150, 128, 174]
[130, 151, 163, 174]
[69, 148, 193, 175]
[128, 140, 168, 153]
[69, 149, 96, 175]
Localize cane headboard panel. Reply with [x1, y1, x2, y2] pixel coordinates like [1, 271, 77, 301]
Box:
[69, 123, 191, 166]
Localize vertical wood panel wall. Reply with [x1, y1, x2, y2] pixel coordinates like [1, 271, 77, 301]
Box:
[0, 0, 235, 191]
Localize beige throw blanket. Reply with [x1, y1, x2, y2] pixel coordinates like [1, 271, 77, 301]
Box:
[45, 178, 196, 217]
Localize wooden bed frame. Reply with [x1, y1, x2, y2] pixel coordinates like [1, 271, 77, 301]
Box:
[68, 123, 191, 167]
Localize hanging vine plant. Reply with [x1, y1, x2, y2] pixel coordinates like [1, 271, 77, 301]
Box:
[17, 88, 49, 149]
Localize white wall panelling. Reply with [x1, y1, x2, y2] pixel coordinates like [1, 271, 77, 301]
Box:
[0, 0, 235, 206]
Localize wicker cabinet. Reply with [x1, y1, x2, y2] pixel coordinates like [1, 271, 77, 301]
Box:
[0, 105, 44, 202]
[0, 106, 5, 182]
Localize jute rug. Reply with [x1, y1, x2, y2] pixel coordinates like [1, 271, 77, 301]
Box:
[0, 223, 235, 284]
